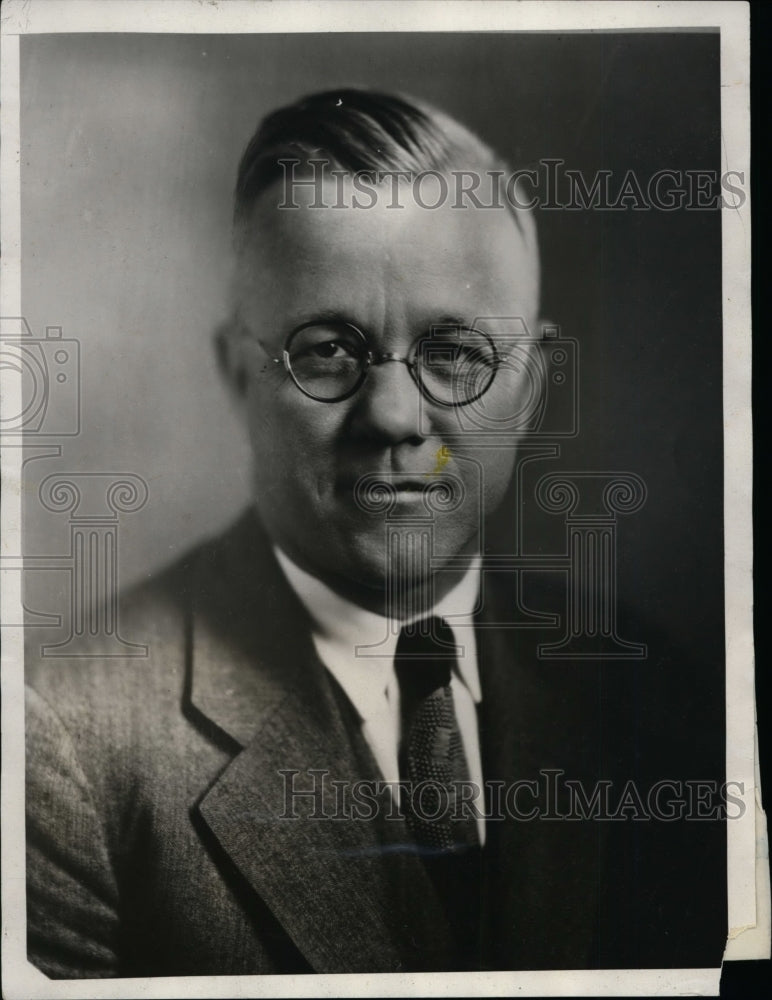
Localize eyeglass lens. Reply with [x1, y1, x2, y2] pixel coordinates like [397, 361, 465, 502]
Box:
[285, 323, 497, 404]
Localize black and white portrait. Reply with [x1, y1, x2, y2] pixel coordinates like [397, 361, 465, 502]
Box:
[0, 2, 757, 996]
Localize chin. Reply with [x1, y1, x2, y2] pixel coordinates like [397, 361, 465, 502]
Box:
[345, 524, 469, 587]
[335, 535, 392, 590]
[316, 540, 416, 599]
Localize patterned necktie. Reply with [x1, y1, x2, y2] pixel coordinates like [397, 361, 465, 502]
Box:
[395, 616, 482, 967]
[394, 616, 479, 854]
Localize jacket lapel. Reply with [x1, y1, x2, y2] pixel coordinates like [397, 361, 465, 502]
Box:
[187, 512, 452, 972]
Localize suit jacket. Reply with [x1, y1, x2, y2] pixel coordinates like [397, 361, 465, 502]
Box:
[26, 508, 690, 978]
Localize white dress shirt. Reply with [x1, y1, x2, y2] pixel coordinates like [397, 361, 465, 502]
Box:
[274, 547, 486, 844]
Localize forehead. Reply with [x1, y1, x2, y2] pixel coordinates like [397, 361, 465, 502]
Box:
[238, 177, 539, 331]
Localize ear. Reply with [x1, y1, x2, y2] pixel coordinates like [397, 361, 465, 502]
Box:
[213, 316, 250, 402]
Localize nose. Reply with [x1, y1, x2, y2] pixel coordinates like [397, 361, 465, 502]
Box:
[349, 356, 426, 444]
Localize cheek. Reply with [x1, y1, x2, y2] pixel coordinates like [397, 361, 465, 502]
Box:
[244, 397, 289, 473]
[481, 449, 518, 512]
[487, 365, 535, 423]
[245, 390, 341, 480]
[448, 433, 518, 517]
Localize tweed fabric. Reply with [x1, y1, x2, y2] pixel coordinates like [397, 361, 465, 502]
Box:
[26, 509, 671, 976]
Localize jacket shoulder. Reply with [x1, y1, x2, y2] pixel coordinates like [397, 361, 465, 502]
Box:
[24, 530, 220, 713]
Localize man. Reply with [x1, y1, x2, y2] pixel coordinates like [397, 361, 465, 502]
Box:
[24, 89, 720, 978]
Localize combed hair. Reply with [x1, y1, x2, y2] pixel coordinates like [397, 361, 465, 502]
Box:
[230, 88, 539, 317]
[235, 89, 462, 210]
[234, 88, 525, 221]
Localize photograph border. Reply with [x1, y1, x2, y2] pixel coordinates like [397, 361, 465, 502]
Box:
[0, 2, 754, 997]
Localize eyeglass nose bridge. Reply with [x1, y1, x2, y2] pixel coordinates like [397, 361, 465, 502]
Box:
[369, 350, 416, 368]
[363, 350, 421, 388]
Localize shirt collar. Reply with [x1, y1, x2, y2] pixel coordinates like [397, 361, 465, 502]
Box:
[273, 547, 482, 721]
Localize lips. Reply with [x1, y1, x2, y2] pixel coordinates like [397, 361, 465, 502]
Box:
[339, 472, 460, 514]
[339, 474, 433, 493]
[390, 479, 428, 492]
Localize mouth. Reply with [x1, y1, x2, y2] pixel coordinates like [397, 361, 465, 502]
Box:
[340, 474, 432, 493]
[340, 473, 459, 513]
[390, 479, 428, 493]
[389, 483, 431, 505]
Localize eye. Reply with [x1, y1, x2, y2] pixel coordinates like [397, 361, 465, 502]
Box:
[288, 323, 366, 363]
[309, 340, 357, 359]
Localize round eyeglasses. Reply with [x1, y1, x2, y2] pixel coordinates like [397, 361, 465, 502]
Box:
[256, 321, 501, 406]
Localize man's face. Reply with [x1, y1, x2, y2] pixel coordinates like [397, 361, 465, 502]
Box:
[230, 177, 539, 606]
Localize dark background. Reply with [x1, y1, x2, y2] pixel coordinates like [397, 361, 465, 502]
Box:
[20, 31, 730, 970]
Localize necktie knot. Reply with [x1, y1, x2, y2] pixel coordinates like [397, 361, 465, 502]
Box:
[394, 616, 456, 704]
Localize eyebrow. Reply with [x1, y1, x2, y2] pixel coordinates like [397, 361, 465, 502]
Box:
[430, 315, 476, 330]
[287, 312, 477, 334]
[285, 309, 358, 332]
